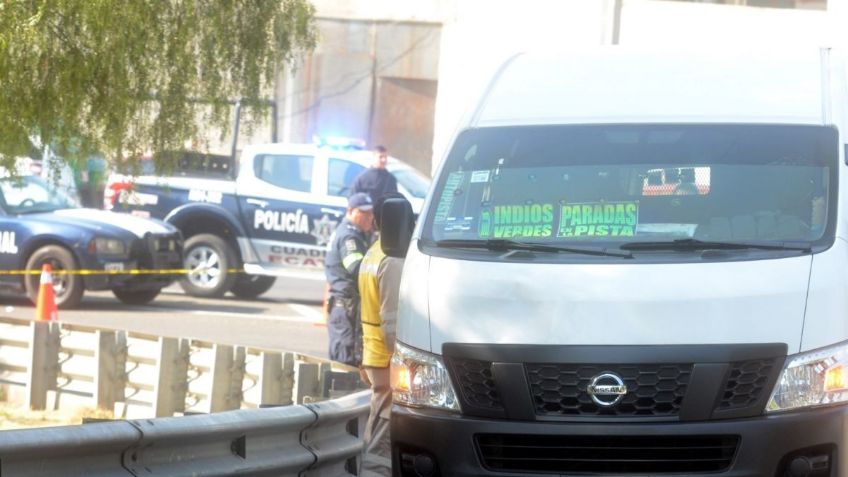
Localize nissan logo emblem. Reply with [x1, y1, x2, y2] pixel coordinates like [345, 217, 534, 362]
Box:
[587, 373, 628, 407]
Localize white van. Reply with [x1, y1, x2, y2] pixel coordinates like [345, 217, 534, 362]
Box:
[381, 48, 848, 476]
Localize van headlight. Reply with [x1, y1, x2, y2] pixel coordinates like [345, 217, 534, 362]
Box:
[390, 342, 460, 412]
[767, 340, 848, 413]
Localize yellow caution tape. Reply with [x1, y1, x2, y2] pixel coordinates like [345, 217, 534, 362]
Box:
[0, 268, 244, 276]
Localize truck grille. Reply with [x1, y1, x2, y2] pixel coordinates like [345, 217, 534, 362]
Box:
[131, 233, 182, 270]
[449, 358, 503, 410]
[444, 346, 783, 421]
[526, 363, 691, 417]
[476, 434, 739, 474]
[717, 358, 777, 410]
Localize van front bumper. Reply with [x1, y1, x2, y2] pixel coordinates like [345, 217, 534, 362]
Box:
[391, 403, 848, 477]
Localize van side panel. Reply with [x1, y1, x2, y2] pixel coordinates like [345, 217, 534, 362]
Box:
[395, 241, 432, 352]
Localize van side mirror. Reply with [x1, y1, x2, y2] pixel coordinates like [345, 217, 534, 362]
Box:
[380, 198, 414, 258]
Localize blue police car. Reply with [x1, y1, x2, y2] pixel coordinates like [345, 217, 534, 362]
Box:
[0, 174, 183, 308]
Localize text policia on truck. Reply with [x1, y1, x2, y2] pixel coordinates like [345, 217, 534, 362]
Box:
[103, 142, 429, 299]
[380, 47, 848, 477]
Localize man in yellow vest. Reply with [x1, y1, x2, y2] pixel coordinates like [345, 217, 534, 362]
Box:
[358, 192, 406, 476]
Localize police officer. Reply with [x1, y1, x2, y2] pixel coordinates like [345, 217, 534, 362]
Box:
[325, 192, 374, 366]
[350, 145, 398, 204]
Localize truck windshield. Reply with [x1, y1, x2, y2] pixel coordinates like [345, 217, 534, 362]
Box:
[0, 175, 79, 214]
[422, 124, 838, 254]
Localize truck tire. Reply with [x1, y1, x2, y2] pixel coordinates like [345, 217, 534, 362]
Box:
[180, 234, 237, 298]
[24, 245, 85, 309]
[112, 288, 161, 305]
[230, 275, 276, 299]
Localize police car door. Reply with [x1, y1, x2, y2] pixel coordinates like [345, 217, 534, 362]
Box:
[318, 155, 365, 229]
[236, 147, 338, 271]
[325, 156, 366, 203]
[0, 184, 30, 286]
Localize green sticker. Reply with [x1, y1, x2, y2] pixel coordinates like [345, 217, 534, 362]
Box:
[478, 204, 555, 239]
[557, 201, 639, 237]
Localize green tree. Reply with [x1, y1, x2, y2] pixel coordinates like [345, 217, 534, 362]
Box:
[0, 0, 317, 172]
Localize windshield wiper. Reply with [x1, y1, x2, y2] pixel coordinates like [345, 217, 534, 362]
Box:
[432, 239, 633, 258]
[619, 238, 811, 253]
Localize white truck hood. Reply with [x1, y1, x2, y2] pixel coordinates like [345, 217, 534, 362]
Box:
[419, 252, 813, 353]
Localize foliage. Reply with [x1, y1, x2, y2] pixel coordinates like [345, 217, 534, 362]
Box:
[0, 0, 317, 173]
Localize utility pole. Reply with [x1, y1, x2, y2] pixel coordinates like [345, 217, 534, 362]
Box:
[612, 0, 623, 45]
[367, 21, 379, 148]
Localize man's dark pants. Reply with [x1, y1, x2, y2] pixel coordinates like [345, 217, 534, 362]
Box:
[327, 297, 361, 366]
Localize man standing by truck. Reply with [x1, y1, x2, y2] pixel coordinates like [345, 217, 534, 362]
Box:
[350, 145, 398, 204]
[324, 192, 374, 366]
[358, 193, 406, 476]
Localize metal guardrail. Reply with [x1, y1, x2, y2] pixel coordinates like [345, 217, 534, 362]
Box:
[0, 316, 361, 417]
[0, 390, 371, 476]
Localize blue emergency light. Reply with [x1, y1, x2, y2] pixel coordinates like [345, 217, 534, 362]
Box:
[312, 135, 366, 151]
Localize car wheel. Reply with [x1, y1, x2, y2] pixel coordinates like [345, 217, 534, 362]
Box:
[179, 234, 237, 298]
[230, 275, 276, 299]
[112, 288, 161, 305]
[24, 245, 85, 309]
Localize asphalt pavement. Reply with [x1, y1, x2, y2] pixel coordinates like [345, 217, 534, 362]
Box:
[0, 276, 330, 359]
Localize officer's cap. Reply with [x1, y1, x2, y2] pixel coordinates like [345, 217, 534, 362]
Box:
[348, 193, 373, 211]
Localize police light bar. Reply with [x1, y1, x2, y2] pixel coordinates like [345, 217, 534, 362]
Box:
[312, 135, 366, 150]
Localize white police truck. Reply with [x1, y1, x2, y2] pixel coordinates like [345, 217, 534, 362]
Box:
[105, 142, 429, 299]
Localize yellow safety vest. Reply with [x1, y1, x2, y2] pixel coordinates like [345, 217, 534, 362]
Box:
[358, 240, 399, 367]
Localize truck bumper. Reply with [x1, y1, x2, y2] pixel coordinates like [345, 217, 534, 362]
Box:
[84, 270, 179, 291]
[80, 235, 182, 291]
[391, 403, 847, 477]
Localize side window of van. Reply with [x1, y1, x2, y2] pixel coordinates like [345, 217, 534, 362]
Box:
[254, 154, 314, 193]
[327, 158, 365, 197]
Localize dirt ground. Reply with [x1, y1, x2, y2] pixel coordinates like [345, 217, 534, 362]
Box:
[0, 402, 114, 431]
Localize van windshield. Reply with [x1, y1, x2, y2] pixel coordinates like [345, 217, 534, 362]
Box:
[422, 125, 837, 254]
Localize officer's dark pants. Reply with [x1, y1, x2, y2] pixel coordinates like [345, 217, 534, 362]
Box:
[328, 297, 361, 366]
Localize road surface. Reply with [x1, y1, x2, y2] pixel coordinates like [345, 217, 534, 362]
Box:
[0, 277, 330, 359]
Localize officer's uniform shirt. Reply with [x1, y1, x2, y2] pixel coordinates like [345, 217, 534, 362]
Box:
[325, 218, 370, 299]
[350, 168, 398, 205]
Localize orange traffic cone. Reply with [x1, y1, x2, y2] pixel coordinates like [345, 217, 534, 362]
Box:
[35, 263, 58, 322]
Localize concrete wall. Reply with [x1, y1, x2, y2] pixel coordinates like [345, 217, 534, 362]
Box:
[275, 2, 442, 173]
[272, 0, 841, 175]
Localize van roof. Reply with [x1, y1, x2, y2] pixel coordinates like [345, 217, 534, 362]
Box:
[471, 48, 829, 128]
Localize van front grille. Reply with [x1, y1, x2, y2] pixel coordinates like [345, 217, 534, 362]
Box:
[476, 434, 739, 474]
[526, 363, 692, 417]
[449, 358, 503, 410]
[718, 358, 777, 410]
